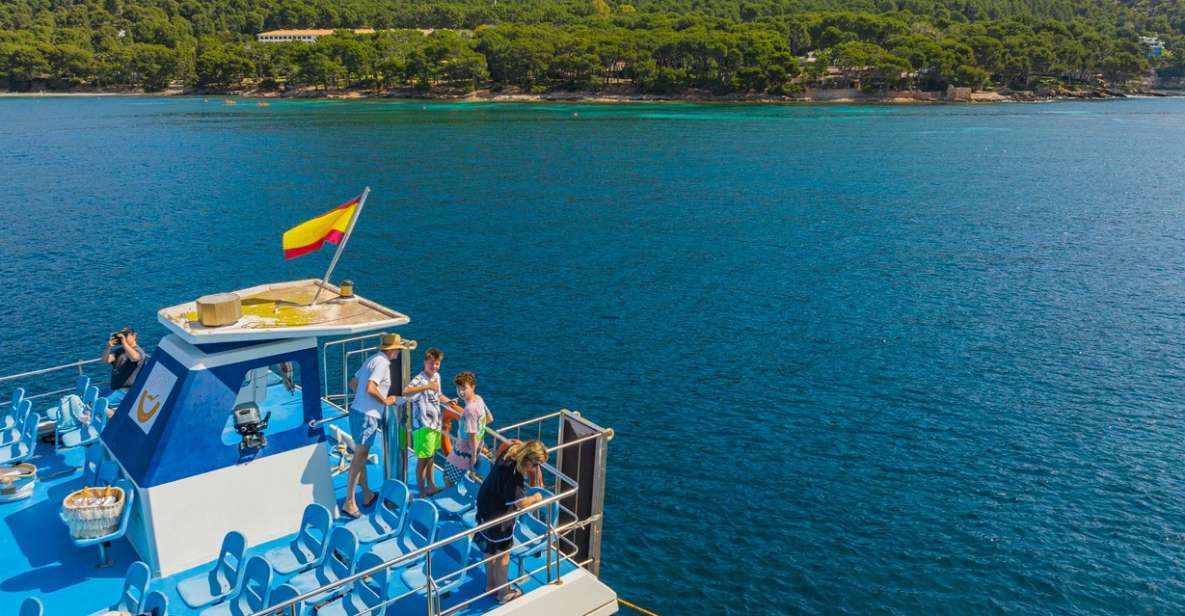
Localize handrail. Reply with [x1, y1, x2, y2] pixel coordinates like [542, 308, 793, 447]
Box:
[495, 410, 568, 433]
[0, 357, 103, 383]
[484, 427, 580, 492]
[252, 485, 578, 616]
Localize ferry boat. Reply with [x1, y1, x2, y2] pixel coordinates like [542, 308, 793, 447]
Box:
[0, 278, 618, 616]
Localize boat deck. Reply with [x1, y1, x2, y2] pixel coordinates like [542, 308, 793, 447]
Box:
[0, 386, 574, 615]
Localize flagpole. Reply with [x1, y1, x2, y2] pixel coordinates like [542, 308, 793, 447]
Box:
[311, 186, 369, 306]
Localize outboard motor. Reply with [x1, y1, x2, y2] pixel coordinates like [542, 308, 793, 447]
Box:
[233, 402, 270, 450]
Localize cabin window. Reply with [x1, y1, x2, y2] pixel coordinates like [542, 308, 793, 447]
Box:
[219, 360, 307, 447]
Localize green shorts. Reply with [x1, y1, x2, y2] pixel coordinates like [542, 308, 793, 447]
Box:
[413, 427, 441, 459]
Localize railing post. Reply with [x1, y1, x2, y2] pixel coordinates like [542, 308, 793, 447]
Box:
[425, 546, 434, 615]
[398, 345, 410, 484]
[547, 502, 557, 584]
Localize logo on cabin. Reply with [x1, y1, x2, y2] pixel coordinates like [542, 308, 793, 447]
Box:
[133, 363, 177, 435]
[136, 392, 162, 422]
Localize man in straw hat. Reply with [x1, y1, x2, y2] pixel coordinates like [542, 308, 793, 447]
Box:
[342, 332, 402, 518]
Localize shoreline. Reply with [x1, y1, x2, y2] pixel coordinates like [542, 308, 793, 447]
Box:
[2, 86, 1180, 105]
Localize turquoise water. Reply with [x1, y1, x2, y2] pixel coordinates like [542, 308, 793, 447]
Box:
[4, 97, 1185, 614]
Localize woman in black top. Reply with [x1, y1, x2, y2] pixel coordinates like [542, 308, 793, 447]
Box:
[475, 439, 547, 604]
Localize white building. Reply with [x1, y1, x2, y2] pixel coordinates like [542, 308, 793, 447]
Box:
[256, 28, 376, 43]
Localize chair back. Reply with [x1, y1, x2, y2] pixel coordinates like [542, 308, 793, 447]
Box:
[297, 503, 332, 560]
[406, 499, 439, 551]
[237, 556, 273, 612]
[376, 479, 411, 532]
[215, 530, 248, 590]
[270, 583, 305, 616]
[18, 597, 42, 616]
[82, 444, 106, 485]
[14, 399, 32, 423]
[9, 387, 24, 412]
[321, 526, 359, 580]
[92, 398, 109, 430]
[114, 479, 137, 536]
[82, 385, 99, 409]
[73, 374, 90, 397]
[141, 590, 168, 615]
[431, 522, 471, 581]
[115, 560, 151, 612]
[354, 552, 389, 607]
[19, 411, 37, 445]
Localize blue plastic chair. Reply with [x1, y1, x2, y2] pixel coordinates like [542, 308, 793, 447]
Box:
[0, 411, 38, 466]
[344, 479, 410, 543]
[315, 552, 389, 616]
[370, 498, 439, 565]
[177, 530, 248, 608]
[262, 503, 331, 576]
[431, 474, 478, 518]
[399, 521, 472, 603]
[65, 478, 136, 567]
[0, 399, 33, 444]
[141, 590, 169, 615]
[58, 397, 107, 451]
[4, 390, 25, 424]
[286, 526, 360, 602]
[199, 556, 272, 616]
[87, 560, 150, 615]
[268, 584, 310, 616]
[19, 596, 42, 616]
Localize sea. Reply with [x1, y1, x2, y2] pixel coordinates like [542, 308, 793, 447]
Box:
[2, 96, 1185, 614]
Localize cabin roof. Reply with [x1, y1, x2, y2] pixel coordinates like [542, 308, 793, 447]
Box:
[157, 279, 408, 343]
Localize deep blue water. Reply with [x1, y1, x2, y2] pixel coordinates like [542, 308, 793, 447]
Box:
[4, 97, 1185, 614]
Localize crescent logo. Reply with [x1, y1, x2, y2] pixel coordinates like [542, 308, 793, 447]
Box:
[136, 392, 162, 422]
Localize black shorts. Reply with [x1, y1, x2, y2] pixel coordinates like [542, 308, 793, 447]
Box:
[477, 526, 514, 555]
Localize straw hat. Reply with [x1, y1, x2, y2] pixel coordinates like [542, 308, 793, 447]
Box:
[379, 333, 403, 350]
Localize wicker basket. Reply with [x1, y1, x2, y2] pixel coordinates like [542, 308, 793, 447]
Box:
[62, 485, 125, 539]
[0, 463, 36, 502]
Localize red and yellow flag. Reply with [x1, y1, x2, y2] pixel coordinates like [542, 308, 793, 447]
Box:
[282, 196, 360, 260]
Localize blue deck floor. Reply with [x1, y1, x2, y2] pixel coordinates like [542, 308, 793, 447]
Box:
[0, 390, 573, 615]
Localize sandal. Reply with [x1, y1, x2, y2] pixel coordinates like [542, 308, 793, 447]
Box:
[497, 587, 523, 604]
[341, 505, 362, 519]
[363, 492, 378, 507]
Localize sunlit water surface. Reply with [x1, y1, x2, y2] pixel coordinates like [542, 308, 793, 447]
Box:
[3, 97, 1185, 614]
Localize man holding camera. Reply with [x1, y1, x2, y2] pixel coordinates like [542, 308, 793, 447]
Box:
[102, 327, 144, 409]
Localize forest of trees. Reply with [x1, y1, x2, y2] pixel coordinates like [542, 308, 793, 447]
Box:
[0, 0, 1181, 95]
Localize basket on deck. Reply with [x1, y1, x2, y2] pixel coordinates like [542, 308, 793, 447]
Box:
[0, 463, 36, 502]
[62, 485, 125, 539]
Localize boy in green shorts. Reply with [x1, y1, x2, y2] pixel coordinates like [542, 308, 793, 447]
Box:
[403, 347, 444, 496]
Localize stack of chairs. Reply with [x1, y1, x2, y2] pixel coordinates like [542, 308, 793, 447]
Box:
[0, 400, 38, 466]
[161, 471, 537, 616]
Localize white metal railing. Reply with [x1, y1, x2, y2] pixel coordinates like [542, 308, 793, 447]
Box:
[0, 357, 106, 407]
[252, 413, 611, 616]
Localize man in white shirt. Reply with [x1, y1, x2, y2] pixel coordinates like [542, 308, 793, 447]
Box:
[342, 332, 401, 518]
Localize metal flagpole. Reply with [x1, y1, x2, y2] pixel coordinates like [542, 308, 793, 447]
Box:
[311, 186, 369, 305]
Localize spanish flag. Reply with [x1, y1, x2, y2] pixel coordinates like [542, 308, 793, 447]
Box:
[282, 196, 361, 260]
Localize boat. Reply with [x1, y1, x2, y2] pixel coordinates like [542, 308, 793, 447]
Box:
[224, 99, 237, 105]
[0, 278, 618, 615]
